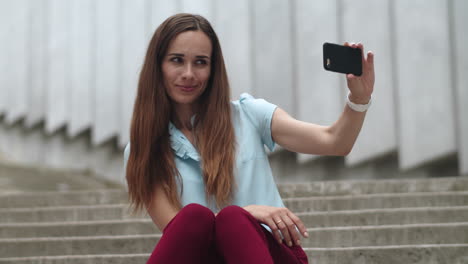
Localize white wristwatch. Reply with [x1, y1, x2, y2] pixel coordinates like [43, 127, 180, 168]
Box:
[346, 92, 372, 112]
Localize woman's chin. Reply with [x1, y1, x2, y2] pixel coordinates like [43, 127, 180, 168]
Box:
[171, 94, 199, 106]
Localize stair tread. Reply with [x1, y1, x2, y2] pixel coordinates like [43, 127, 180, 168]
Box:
[0, 244, 467, 260]
[2, 218, 467, 230]
[284, 190, 468, 200]
[2, 190, 467, 209]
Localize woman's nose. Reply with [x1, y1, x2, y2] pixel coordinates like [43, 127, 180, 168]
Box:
[181, 64, 194, 80]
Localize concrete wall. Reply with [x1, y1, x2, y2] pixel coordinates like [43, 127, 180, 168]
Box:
[0, 0, 466, 185]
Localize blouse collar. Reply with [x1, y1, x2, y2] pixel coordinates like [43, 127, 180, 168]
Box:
[168, 118, 200, 161]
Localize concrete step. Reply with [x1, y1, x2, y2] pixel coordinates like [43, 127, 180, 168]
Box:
[283, 191, 468, 212]
[2, 223, 467, 257]
[0, 254, 151, 264]
[0, 204, 140, 224]
[307, 244, 468, 264]
[0, 234, 160, 258]
[1, 244, 467, 264]
[3, 188, 467, 211]
[0, 161, 122, 194]
[2, 176, 467, 208]
[278, 176, 468, 197]
[1, 191, 466, 223]
[0, 190, 127, 208]
[0, 219, 157, 238]
[296, 205, 468, 227]
[3, 206, 468, 238]
[301, 222, 468, 248]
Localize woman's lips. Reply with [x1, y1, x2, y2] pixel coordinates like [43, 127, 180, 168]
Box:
[177, 85, 196, 92]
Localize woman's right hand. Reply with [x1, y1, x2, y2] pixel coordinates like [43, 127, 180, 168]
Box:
[243, 205, 308, 247]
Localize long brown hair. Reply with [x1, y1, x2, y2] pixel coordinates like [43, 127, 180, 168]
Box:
[126, 13, 236, 214]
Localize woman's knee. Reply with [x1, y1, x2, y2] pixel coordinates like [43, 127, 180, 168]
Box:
[216, 205, 250, 227]
[180, 203, 215, 222]
[215, 205, 264, 245]
[151, 204, 216, 262]
[174, 203, 215, 233]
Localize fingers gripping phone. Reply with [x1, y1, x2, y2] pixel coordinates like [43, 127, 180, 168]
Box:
[323, 42, 362, 76]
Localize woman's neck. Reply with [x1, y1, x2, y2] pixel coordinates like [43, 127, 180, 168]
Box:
[173, 103, 198, 131]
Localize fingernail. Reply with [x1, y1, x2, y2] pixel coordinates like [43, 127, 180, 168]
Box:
[296, 239, 301, 246]
[304, 232, 309, 238]
[288, 241, 293, 247]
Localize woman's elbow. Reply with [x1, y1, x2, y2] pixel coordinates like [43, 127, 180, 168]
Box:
[339, 148, 352, 156]
[330, 141, 352, 156]
[329, 147, 350, 156]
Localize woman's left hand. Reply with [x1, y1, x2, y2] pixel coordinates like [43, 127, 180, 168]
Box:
[243, 204, 308, 247]
[344, 42, 375, 104]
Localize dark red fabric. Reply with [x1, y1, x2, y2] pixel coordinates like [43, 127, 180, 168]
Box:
[146, 203, 309, 264]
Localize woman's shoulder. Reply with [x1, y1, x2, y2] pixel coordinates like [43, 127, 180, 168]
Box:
[230, 92, 251, 108]
[231, 93, 276, 113]
[231, 93, 277, 123]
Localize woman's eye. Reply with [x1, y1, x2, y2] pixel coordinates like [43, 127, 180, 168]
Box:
[195, 59, 207, 65]
[170, 57, 182, 63]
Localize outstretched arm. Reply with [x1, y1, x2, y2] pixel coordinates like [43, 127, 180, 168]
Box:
[272, 42, 375, 156]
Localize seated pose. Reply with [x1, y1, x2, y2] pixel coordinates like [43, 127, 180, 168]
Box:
[124, 13, 375, 264]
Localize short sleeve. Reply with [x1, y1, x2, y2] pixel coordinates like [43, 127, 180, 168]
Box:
[239, 93, 278, 151]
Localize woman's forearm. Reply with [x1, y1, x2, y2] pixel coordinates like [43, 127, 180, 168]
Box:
[328, 102, 368, 156]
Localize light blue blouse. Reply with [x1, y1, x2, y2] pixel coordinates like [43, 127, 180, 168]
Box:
[123, 93, 285, 213]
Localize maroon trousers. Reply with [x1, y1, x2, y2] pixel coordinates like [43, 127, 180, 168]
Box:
[146, 203, 309, 264]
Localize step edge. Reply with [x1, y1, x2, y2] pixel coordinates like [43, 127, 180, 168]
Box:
[0, 234, 162, 243]
[283, 190, 468, 201]
[1, 222, 467, 242]
[3, 206, 468, 227]
[1, 244, 467, 261]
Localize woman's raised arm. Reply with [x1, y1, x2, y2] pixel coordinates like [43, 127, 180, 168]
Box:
[271, 42, 374, 156]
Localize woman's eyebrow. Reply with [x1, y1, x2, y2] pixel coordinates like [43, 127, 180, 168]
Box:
[168, 53, 184, 56]
[167, 53, 209, 59]
[196, 55, 210, 59]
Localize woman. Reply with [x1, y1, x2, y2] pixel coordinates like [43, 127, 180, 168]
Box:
[125, 13, 374, 264]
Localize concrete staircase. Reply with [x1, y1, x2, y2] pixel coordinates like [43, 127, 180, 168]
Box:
[1, 163, 468, 263]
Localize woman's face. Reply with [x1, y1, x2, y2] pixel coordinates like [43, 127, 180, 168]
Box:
[162, 30, 212, 107]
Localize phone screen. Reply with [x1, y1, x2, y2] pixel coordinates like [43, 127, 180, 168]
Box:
[323, 42, 362, 76]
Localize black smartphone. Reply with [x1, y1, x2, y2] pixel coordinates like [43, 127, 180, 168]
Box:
[323, 42, 362, 76]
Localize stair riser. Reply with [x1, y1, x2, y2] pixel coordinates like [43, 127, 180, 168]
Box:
[301, 224, 468, 248]
[4, 176, 467, 202]
[0, 237, 160, 258]
[2, 225, 467, 257]
[3, 208, 468, 238]
[0, 206, 140, 223]
[0, 222, 157, 238]
[308, 245, 468, 264]
[0, 255, 149, 264]
[0, 192, 128, 208]
[3, 192, 468, 210]
[1, 246, 468, 264]
[279, 177, 468, 197]
[0, 166, 121, 193]
[299, 207, 468, 228]
[284, 194, 468, 212]
[1, 193, 467, 223]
